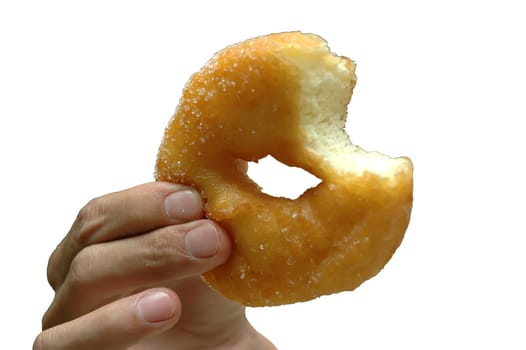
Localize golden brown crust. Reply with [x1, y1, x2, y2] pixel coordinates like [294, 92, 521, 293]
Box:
[155, 32, 413, 306]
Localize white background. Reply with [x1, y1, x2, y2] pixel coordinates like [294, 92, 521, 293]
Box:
[1, 0, 525, 348]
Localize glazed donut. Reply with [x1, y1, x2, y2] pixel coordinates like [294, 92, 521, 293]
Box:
[155, 32, 413, 306]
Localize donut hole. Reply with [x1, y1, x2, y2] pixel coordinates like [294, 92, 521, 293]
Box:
[247, 155, 321, 199]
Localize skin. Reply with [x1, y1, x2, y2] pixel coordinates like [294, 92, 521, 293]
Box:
[33, 182, 276, 350]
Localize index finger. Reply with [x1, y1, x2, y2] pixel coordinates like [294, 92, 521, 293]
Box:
[47, 182, 204, 289]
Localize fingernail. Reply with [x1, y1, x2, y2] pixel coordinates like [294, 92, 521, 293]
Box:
[164, 190, 202, 221]
[185, 223, 219, 258]
[137, 291, 175, 324]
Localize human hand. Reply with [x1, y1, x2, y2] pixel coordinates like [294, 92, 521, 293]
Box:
[33, 182, 275, 349]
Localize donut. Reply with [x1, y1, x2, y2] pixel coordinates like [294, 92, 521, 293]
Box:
[155, 32, 413, 306]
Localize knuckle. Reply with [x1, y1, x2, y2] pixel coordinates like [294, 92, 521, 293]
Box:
[67, 247, 96, 291]
[45, 196, 108, 291]
[33, 329, 53, 350]
[46, 251, 62, 291]
[32, 333, 44, 350]
[73, 196, 107, 245]
[143, 227, 187, 277]
[46, 194, 112, 290]
[41, 309, 60, 336]
[41, 311, 53, 331]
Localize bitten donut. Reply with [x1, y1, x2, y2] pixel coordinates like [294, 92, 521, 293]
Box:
[155, 32, 413, 306]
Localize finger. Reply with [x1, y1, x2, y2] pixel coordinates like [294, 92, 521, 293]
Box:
[42, 220, 231, 329]
[34, 288, 180, 350]
[48, 182, 204, 289]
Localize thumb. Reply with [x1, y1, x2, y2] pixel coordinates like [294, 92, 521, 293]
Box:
[33, 288, 180, 350]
